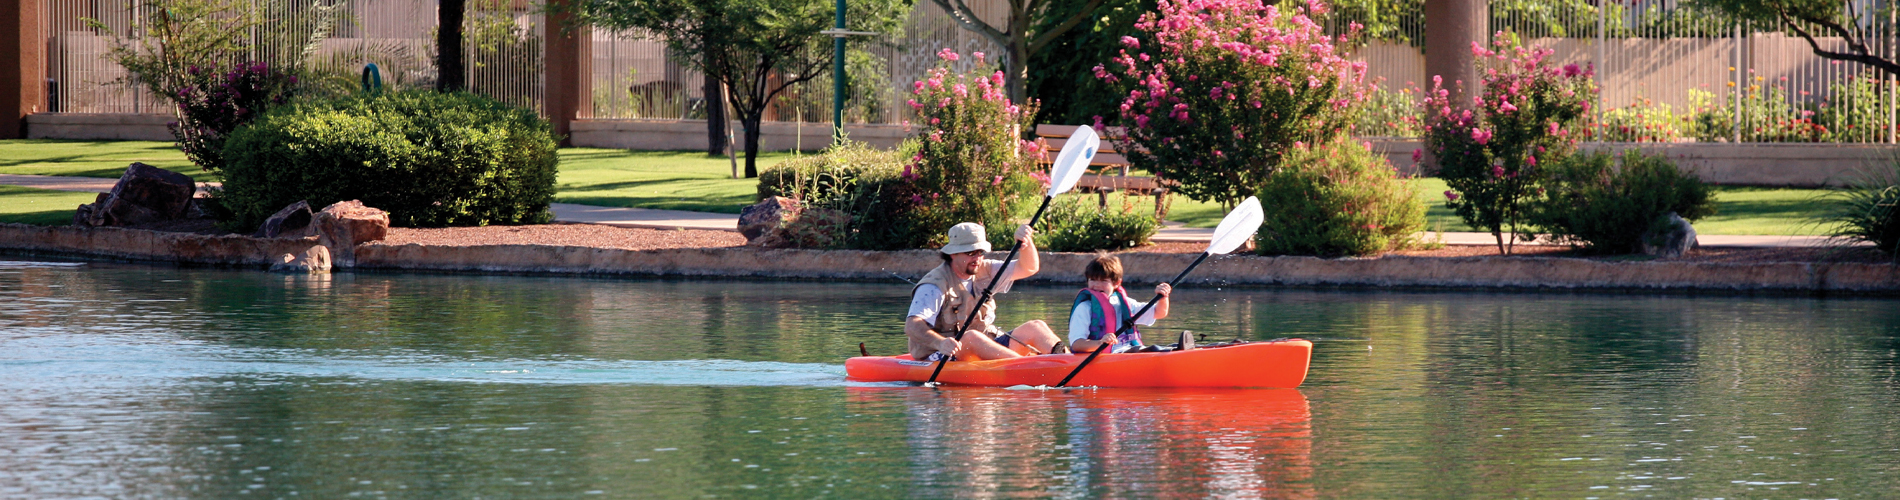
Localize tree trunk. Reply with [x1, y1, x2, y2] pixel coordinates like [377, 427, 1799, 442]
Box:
[703, 76, 727, 155]
[742, 114, 763, 178]
[436, 0, 465, 92]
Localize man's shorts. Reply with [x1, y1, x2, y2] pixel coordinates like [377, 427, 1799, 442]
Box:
[922, 332, 1012, 362]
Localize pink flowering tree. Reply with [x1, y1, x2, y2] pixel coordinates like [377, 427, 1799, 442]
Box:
[1101, 0, 1367, 210]
[884, 49, 1044, 249]
[1421, 32, 1596, 255]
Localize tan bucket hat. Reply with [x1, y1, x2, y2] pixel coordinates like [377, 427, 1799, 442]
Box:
[940, 222, 992, 255]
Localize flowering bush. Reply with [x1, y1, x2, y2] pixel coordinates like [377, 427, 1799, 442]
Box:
[1590, 97, 1690, 143]
[856, 50, 1042, 250]
[1101, 0, 1367, 209]
[1254, 136, 1426, 257]
[170, 62, 297, 173]
[1421, 31, 1596, 254]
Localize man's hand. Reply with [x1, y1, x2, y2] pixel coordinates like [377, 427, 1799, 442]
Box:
[935, 337, 962, 357]
[1014, 224, 1035, 243]
[1155, 282, 1172, 298]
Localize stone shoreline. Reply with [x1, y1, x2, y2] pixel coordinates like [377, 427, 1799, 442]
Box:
[4, 223, 1897, 295]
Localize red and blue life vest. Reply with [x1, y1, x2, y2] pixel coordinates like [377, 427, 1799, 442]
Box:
[1074, 287, 1142, 350]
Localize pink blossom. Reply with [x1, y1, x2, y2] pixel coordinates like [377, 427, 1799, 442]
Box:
[1525, 155, 1537, 166]
[1471, 128, 1492, 145]
[1498, 100, 1517, 113]
[1121, 36, 1140, 49]
[1445, 190, 1459, 201]
[973, 51, 985, 61]
[1547, 122, 1559, 135]
[992, 175, 1004, 186]
[1491, 165, 1505, 177]
[1412, 149, 1423, 163]
[937, 48, 959, 61]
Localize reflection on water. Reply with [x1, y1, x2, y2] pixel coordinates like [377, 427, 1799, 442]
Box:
[862, 387, 1312, 498]
[3, 260, 1900, 498]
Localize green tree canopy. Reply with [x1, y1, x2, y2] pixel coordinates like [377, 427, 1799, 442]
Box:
[561, 0, 910, 177]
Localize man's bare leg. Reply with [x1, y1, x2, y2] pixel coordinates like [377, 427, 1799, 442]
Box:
[1003, 320, 1061, 355]
[958, 333, 1023, 360]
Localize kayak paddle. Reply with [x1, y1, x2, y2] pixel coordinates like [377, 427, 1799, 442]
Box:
[1054, 196, 1264, 387]
[925, 125, 1099, 385]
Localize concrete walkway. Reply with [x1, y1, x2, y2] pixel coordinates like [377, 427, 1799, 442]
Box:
[3, 173, 1847, 248]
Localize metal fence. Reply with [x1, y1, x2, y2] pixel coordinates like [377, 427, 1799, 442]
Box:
[37, 0, 1900, 142]
[41, 0, 540, 115]
[1343, 0, 1898, 142]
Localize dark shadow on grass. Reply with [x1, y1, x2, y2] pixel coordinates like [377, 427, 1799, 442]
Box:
[555, 196, 750, 214]
[0, 209, 77, 226]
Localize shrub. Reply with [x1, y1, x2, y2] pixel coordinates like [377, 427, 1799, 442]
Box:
[171, 62, 297, 173]
[1355, 84, 1422, 138]
[217, 90, 557, 231]
[1590, 97, 1688, 143]
[1422, 31, 1596, 254]
[1254, 136, 1426, 257]
[1034, 196, 1159, 252]
[1529, 149, 1717, 254]
[1100, 0, 1366, 209]
[757, 141, 899, 206]
[1815, 161, 1900, 258]
[882, 50, 1044, 251]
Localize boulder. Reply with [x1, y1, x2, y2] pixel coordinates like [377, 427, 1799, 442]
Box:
[739, 196, 801, 243]
[269, 245, 332, 273]
[253, 201, 315, 238]
[73, 162, 196, 227]
[755, 208, 850, 249]
[1641, 212, 1698, 258]
[312, 200, 390, 268]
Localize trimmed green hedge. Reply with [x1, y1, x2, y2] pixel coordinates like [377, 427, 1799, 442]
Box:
[1254, 137, 1427, 257]
[216, 90, 557, 230]
[1530, 149, 1717, 254]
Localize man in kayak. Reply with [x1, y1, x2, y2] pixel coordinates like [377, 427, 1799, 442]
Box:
[907, 222, 1064, 361]
[1066, 253, 1171, 353]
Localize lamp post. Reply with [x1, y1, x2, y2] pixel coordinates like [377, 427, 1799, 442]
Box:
[820, 0, 878, 146]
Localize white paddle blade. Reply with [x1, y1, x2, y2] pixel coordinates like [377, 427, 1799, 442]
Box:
[1045, 125, 1099, 196]
[1208, 196, 1264, 255]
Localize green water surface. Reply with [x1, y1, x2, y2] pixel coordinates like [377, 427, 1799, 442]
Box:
[3, 261, 1898, 498]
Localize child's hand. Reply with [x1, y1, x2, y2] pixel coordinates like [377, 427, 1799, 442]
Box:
[1014, 224, 1035, 242]
[1155, 283, 1172, 298]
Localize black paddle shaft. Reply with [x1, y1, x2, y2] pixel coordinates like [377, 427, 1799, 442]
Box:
[925, 196, 1055, 384]
[1055, 251, 1210, 387]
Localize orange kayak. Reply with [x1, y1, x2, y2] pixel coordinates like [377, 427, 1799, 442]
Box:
[844, 339, 1312, 388]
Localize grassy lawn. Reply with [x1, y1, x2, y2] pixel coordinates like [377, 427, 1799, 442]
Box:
[0, 139, 208, 182]
[554, 148, 793, 214]
[1163, 177, 1834, 236]
[0, 139, 1842, 235]
[0, 186, 100, 225]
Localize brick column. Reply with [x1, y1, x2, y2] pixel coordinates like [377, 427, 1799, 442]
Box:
[544, 5, 591, 147]
[2, 0, 45, 138]
[1424, 0, 1482, 110]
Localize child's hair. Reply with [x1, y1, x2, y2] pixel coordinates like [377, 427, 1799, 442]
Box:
[1084, 252, 1123, 283]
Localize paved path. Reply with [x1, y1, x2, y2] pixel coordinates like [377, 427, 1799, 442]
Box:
[4, 173, 1846, 248]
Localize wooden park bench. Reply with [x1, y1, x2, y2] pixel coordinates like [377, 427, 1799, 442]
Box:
[1033, 125, 1175, 219]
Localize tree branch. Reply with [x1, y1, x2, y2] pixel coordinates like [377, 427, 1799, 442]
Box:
[929, 0, 1010, 48]
[1779, 11, 1900, 77]
[1027, 0, 1104, 55]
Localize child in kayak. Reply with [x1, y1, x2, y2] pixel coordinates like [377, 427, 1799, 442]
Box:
[1067, 253, 1172, 353]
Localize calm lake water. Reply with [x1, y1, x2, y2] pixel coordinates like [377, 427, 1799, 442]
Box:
[4, 259, 1899, 498]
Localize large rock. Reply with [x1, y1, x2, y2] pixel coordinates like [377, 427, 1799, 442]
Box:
[738, 196, 801, 243]
[1642, 212, 1698, 258]
[269, 245, 332, 273]
[253, 201, 315, 238]
[312, 200, 390, 268]
[73, 162, 196, 227]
